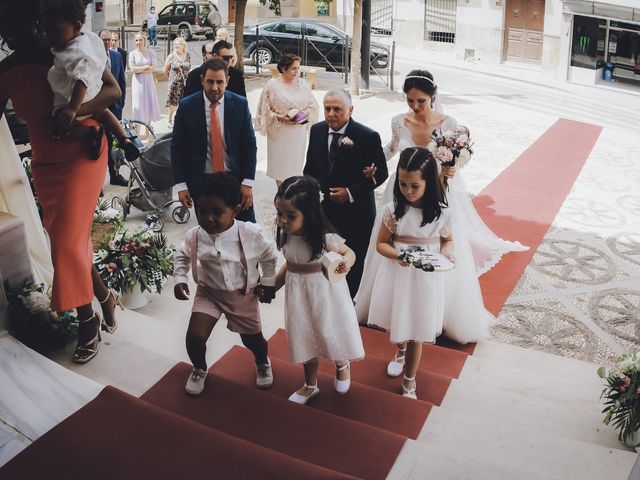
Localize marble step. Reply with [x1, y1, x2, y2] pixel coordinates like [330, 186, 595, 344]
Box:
[387, 439, 553, 480]
[0, 331, 103, 441]
[48, 326, 178, 398]
[457, 345, 604, 408]
[441, 377, 623, 451]
[471, 340, 604, 386]
[417, 406, 637, 480]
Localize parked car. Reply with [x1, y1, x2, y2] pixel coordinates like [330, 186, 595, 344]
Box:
[156, 1, 222, 41]
[243, 19, 389, 70]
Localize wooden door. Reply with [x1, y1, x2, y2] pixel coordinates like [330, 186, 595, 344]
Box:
[504, 0, 545, 63]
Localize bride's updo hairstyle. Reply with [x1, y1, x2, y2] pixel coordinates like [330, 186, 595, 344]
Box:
[394, 147, 447, 227]
[403, 70, 437, 97]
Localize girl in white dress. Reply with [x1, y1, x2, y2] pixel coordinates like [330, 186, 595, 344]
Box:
[368, 148, 454, 400]
[356, 70, 527, 344]
[255, 54, 319, 186]
[272, 176, 365, 405]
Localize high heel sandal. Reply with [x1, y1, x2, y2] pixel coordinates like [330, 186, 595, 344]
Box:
[288, 382, 320, 405]
[334, 361, 351, 394]
[401, 375, 417, 400]
[72, 313, 101, 364]
[99, 289, 123, 334]
[387, 347, 407, 377]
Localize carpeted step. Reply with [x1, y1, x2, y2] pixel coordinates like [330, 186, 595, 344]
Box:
[269, 328, 469, 379]
[0, 386, 357, 480]
[267, 331, 453, 405]
[212, 346, 433, 438]
[142, 362, 406, 480]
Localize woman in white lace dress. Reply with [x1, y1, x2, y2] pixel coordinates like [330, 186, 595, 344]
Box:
[355, 70, 527, 345]
[255, 54, 319, 186]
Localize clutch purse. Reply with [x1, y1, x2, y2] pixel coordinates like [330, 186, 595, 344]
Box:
[320, 251, 347, 282]
[397, 246, 455, 272]
[287, 108, 309, 125]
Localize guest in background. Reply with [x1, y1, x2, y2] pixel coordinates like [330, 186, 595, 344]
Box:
[255, 53, 317, 186]
[212, 40, 245, 97]
[110, 30, 127, 71]
[215, 28, 237, 66]
[163, 37, 191, 126]
[183, 41, 215, 97]
[99, 29, 128, 186]
[145, 6, 158, 47]
[129, 32, 160, 136]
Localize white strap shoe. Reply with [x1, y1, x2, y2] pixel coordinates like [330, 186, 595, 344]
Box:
[387, 348, 406, 377]
[401, 375, 417, 400]
[334, 362, 351, 394]
[288, 383, 320, 405]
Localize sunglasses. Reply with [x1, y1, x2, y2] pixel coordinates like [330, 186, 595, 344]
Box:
[222, 55, 234, 62]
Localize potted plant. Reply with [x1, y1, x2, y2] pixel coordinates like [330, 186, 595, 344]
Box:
[598, 352, 640, 448]
[92, 200, 124, 251]
[93, 228, 174, 309]
[6, 282, 77, 354]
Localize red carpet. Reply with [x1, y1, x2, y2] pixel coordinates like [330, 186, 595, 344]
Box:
[142, 359, 406, 479]
[474, 118, 602, 315]
[0, 386, 357, 480]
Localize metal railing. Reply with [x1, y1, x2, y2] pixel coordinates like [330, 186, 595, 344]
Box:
[424, 0, 457, 43]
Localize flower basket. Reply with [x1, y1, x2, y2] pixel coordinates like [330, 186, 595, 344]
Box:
[598, 352, 640, 448]
[92, 223, 118, 252]
[94, 228, 175, 295]
[6, 282, 77, 354]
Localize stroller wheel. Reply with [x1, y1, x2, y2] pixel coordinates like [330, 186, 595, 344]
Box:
[172, 205, 190, 224]
[111, 196, 128, 220]
[145, 215, 164, 233]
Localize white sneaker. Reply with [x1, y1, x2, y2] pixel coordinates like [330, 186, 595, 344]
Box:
[185, 368, 207, 396]
[255, 359, 273, 389]
[334, 361, 351, 394]
[288, 383, 320, 405]
[386, 348, 406, 378]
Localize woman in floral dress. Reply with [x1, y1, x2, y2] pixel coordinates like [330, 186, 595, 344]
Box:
[163, 37, 191, 125]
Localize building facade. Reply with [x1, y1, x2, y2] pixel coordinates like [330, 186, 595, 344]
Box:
[451, 0, 639, 89]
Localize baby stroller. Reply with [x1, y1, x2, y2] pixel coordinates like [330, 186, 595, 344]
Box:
[111, 130, 190, 232]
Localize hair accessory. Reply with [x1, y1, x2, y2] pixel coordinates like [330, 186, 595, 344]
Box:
[405, 75, 436, 87]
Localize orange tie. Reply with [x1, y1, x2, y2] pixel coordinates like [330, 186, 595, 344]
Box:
[210, 101, 225, 172]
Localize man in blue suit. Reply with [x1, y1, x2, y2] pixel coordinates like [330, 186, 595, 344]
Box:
[171, 58, 257, 222]
[99, 29, 128, 186]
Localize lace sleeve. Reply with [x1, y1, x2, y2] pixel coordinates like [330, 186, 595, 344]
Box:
[383, 115, 401, 161]
[440, 211, 452, 238]
[381, 204, 397, 234]
[324, 233, 346, 252]
[254, 81, 279, 137]
[441, 116, 457, 132]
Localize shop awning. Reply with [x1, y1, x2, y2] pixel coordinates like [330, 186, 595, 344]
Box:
[563, 0, 640, 23]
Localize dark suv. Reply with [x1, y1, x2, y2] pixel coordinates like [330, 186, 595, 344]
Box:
[156, 1, 222, 41]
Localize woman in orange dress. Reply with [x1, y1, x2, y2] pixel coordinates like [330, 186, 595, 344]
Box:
[0, 0, 123, 363]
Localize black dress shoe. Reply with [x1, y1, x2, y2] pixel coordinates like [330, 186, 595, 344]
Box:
[110, 174, 128, 186]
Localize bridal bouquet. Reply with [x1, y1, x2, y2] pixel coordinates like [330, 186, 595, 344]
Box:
[598, 352, 640, 446]
[430, 130, 474, 188]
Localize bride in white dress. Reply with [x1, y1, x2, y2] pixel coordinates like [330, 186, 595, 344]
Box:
[355, 70, 527, 345]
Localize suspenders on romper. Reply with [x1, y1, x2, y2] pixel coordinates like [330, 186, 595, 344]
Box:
[187, 222, 251, 295]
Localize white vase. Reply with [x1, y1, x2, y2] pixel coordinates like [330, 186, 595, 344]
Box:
[121, 287, 148, 310]
[622, 429, 640, 449]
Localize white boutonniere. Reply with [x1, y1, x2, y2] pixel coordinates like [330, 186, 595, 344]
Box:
[339, 136, 354, 148]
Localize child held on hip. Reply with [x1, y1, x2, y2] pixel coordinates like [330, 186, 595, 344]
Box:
[367, 147, 455, 399]
[42, 0, 139, 160]
[266, 176, 364, 405]
[174, 173, 278, 396]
